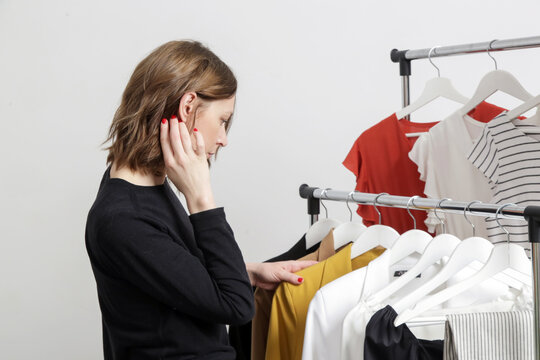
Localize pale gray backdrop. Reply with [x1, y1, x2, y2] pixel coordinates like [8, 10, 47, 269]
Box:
[2, 0, 540, 358]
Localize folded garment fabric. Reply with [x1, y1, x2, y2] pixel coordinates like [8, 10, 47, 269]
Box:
[444, 310, 534, 360]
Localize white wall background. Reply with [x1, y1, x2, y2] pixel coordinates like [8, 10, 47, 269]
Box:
[2, 0, 540, 358]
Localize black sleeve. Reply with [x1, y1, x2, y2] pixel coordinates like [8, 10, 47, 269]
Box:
[96, 207, 254, 325]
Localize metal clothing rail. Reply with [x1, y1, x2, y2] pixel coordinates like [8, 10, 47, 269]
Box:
[299, 184, 540, 358]
[390, 35, 540, 108]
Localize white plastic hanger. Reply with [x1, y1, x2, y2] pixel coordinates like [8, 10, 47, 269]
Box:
[396, 47, 469, 128]
[305, 189, 343, 249]
[367, 233, 459, 306]
[395, 204, 532, 325]
[332, 191, 366, 250]
[436, 200, 527, 286]
[365, 199, 460, 307]
[447, 202, 530, 285]
[397, 244, 531, 326]
[459, 40, 532, 117]
[386, 196, 433, 265]
[505, 93, 540, 121]
[503, 93, 540, 135]
[305, 218, 342, 249]
[391, 236, 495, 315]
[350, 193, 400, 258]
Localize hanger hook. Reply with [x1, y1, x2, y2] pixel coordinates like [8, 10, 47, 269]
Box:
[406, 195, 420, 229]
[320, 188, 331, 219]
[434, 198, 451, 234]
[428, 46, 441, 77]
[487, 39, 498, 70]
[464, 200, 482, 237]
[495, 203, 516, 245]
[346, 191, 356, 222]
[373, 193, 389, 225]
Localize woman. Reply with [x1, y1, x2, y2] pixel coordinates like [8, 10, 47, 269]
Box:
[85, 40, 316, 359]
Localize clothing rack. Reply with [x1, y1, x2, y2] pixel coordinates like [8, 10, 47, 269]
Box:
[388, 36, 540, 355]
[390, 35, 540, 108]
[299, 184, 540, 358]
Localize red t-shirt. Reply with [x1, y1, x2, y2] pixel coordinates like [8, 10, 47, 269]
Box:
[342, 102, 512, 234]
[343, 114, 436, 233]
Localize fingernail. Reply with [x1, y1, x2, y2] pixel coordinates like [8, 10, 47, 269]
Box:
[171, 115, 177, 120]
[161, 118, 167, 124]
[298, 277, 304, 283]
[194, 128, 198, 132]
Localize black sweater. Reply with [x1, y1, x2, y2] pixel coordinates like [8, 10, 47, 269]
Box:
[85, 167, 254, 360]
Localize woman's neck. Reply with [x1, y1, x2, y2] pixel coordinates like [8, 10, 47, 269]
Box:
[110, 162, 166, 186]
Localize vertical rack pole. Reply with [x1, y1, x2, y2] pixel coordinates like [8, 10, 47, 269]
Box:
[308, 193, 321, 226]
[524, 206, 540, 358]
[401, 75, 410, 109]
[307, 195, 320, 226]
[299, 184, 320, 226]
[390, 49, 412, 120]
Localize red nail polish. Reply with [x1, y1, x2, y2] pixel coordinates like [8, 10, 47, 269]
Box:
[298, 277, 304, 283]
[161, 118, 167, 124]
[194, 128, 198, 132]
[171, 115, 177, 120]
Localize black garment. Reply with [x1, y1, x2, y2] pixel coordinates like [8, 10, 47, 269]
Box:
[364, 305, 443, 360]
[266, 235, 320, 263]
[85, 167, 254, 360]
[228, 235, 320, 360]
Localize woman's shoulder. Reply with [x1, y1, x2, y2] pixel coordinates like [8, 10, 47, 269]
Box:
[91, 169, 170, 216]
[88, 183, 170, 238]
[86, 202, 173, 258]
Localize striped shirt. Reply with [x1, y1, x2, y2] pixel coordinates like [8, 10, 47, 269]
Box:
[444, 311, 534, 360]
[467, 113, 540, 254]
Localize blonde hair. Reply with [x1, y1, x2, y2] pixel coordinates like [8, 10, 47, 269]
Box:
[104, 40, 236, 176]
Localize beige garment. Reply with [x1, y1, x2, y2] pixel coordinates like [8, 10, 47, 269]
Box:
[251, 230, 337, 360]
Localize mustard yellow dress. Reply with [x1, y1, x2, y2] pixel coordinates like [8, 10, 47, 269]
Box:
[265, 243, 385, 360]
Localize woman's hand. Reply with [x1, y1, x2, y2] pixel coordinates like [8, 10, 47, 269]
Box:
[246, 260, 319, 290]
[160, 116, 215, 214]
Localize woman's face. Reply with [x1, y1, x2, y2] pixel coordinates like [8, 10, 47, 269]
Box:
[192, 96, 235, 159]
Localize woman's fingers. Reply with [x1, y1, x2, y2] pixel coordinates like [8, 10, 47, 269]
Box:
[193, 128, 206, 157]
[274, 260, 318, 286]
[277, 269, 305, 285]
[160, 116, 205, 166]
[168, 116, 186, 160]
[166, 116, 198, 160]
[158, 116, 215, 214]
[286, 260, 318, 273]
[160, 118, 174, 165]
[177, 119, 194, 155]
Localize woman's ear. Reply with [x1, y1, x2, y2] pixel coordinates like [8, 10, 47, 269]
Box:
[178, 92, 198, 123]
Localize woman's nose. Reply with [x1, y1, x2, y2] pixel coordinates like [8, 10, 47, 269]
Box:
[218, 129, 229, 147]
